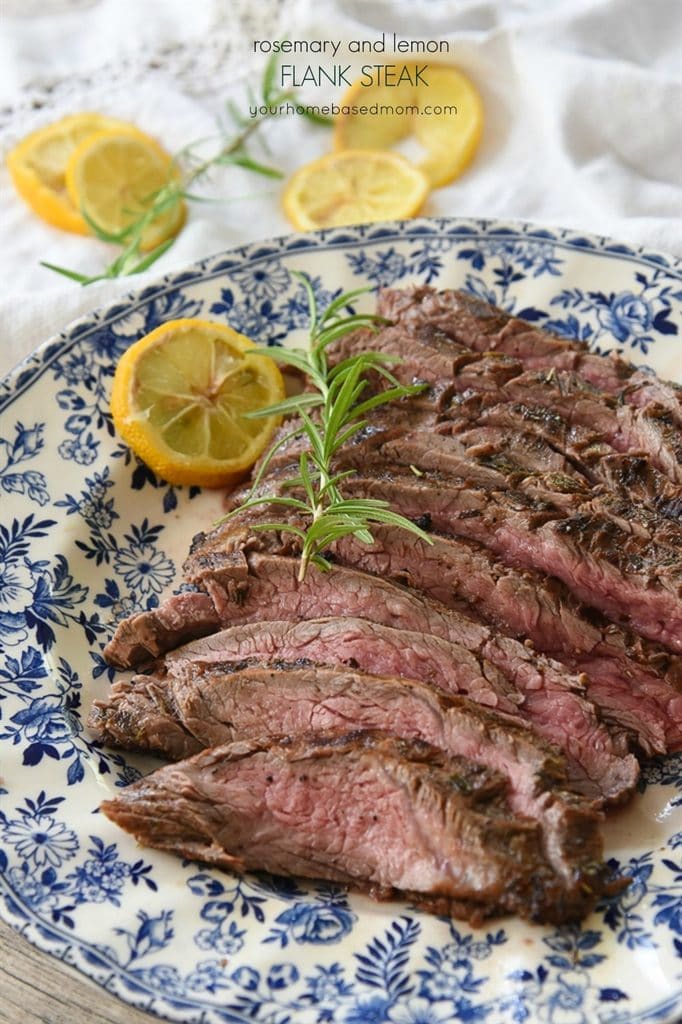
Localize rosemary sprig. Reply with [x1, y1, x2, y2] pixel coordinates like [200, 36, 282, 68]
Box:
[224, 272, 433, 580]
[41, 56, 332, 286]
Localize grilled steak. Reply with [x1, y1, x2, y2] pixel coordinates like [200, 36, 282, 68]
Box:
[106, 546, 667, 758]
[222, 458, 682, 651]
[90, 662, 604, 886]
[101, 730, 614, 924]
[439, 396, 682, 514]
[330, 325, 682, 483]
[378, 286, 682, 423]
[335, 467, 682, 652]
[183, 511, 682, 755]
[103, 591, 220, 668]
[95, 284, 682, 926]
[160, 617, 637, 801]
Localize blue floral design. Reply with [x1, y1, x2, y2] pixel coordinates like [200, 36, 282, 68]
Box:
[231, 260, 291, 301]
[264, 884, 357, 947]
[544, 270, 680, 355]
[0, 516, 97, 651]
[3, 804, 78, 868]
[1, 656, 136, 787]
[0, 220, 680, 1024]
[0, 792, 155, 930]
[0, 422, 49, 506]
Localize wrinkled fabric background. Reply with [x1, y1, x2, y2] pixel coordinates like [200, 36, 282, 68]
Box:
[1, 0, 680, 376]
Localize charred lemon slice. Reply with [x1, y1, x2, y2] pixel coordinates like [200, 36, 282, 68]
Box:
[110, 319, 285, 488]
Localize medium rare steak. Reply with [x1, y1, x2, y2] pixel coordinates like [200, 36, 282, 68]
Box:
[335, 467, 682, 652]
[106, 545, 662, 757]
[183, 512, 682, 754]
[330, 326, 682, 483]
[90, 662, 604, 887]
[440, 397, 682, 514]
[222, 458, 682, 650]
[378, 285, 682, 424]
[101, 731, 613, 924]
[339, 426, 682, 548]
[161, 617, 637, 802]
[103, 591, 220, 668]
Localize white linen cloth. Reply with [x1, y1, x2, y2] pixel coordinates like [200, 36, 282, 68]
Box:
[1, 0, 680, 378]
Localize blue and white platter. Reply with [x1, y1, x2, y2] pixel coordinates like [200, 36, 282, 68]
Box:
[1, 218, 681, 1024]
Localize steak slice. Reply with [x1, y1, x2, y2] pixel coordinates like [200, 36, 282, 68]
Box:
[101, 731, 614, 924]
[104, 545, 643, 769]
[90, 661, 604, 886]
[229, 458, 682, 650]
[231, 552, 644, 753]
[103, 591, 220, 668]
[162, 617, 637, 802]
[184, 511, 682, 755]
[165, 616, 520, 713]
[342, 426, 682, 549]
[335, 467, 682, 652]
[331, 325, 682, 483]
[378, 285, 682, 423]
[442, 397, 682, 516]
[90, 672, 200, 760]
[329, 528, 682, 756]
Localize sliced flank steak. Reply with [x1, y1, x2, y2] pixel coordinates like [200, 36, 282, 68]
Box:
[339, 425, 682, 548]
[334, 467, 682, 653]
[219, 458, 682, 651]
[378, 285, 682, 424]
[158, 616, 637, 802]
[90, 661, 604, 887]
[438, 397, 682, 516]
[182, 509, 682, 755]
[106, 542, 665, 758]
[101, 731, 617, 924]
[103, 591, 221, 669]
[330, 324, 682, 484]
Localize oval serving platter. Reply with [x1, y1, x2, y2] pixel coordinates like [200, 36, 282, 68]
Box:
[1, 218, 681, 1024]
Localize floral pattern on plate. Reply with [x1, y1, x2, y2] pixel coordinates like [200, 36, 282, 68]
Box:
[1, 218, 681, 1024]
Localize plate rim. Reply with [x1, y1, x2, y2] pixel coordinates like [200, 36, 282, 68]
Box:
[2, 215, 681, 407]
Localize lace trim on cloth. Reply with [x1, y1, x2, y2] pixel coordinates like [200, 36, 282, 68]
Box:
[0, 0, 288, 146]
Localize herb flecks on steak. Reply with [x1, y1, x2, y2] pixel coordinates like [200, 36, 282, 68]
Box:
[97, 285, 682, 923]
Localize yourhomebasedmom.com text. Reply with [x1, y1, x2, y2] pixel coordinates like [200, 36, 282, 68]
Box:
[248, 100, 458, 119]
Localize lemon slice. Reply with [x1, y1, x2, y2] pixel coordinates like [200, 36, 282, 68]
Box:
[66, 130, 185, 250]
[334, 64, 483, 188]
[282, 150, 429, 230]
[110, 319, 285, 488]
[6, 112, 139, 233]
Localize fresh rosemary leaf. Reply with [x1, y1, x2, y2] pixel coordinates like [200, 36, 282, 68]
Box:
[42, 58, 331, 285]
[223, 273, 432, 579]
[39, 261, 94, 284]
[226, 153, 283, 178]
[245, 392, 323, 419]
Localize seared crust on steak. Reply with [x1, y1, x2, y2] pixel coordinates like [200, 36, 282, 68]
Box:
[101, 730, 617, 924]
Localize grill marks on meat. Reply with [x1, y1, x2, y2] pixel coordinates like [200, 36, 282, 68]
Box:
[162, 616, 637, 802]
[442, 398, 682, 517]
[331, 310, 682, 485]
[97, 286, 682, 923]
[182, 512, 682, 755]
[102, 551, 638, 799]
[101, 731, 614, 924]
[378, 285, 682, 425]
[88, 662, 604, 887]
[103, 591, 220, 668]
[337, 467, 682, 652]
[164, 616, 520, 713]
